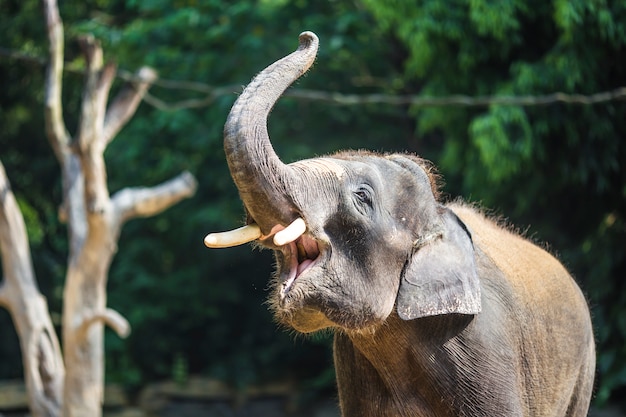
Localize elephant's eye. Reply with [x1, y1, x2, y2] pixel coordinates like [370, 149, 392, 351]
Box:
[354, 186, 373, 209]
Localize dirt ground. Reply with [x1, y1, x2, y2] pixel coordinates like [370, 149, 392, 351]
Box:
[0, 402, 623, 417]
[0, 378, 623, 417]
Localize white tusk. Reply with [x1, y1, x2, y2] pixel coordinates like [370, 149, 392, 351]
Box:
[273, 218, 307, 246]
[204, 224, 262, 248]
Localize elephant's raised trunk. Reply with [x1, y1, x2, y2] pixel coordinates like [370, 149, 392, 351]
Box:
[223, 32, 319, 237]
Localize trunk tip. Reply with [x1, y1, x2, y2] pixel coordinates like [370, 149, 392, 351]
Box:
[298, 31, 319, 51]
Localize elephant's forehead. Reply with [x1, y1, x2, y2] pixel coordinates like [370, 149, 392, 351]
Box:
[290, 158, 345, 179]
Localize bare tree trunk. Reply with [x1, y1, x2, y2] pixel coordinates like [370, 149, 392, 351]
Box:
[41, 0, 198, 413]
[0, 1, 196, 416]
[0, 162, 64, 417]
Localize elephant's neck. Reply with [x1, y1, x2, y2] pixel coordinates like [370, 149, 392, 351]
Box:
[344, 313, 474, 414]
[349, 317, 417, 389]
[348, 311, 472, 362]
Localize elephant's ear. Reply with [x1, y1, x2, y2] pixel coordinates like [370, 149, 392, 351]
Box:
[397, 209, 481, 320]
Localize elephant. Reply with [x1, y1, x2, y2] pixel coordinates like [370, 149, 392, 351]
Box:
[204, 32, 595, 417]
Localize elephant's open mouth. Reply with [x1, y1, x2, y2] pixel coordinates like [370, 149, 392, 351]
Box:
[280, 234, 321, 296]
[203, 217, 323, 297]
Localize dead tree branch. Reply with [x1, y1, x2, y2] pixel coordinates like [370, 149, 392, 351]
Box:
[0, 161, 64, 417]
[76, 34, 110, 215]
[104, 67, 158, 145]
[113, 171, 198, 225]
[42, 0, 70, 161]
[42, 0, 87, 257]
[76, 308, 131, 341]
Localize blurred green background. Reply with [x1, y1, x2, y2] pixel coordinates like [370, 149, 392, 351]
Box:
[0, 0, 624, 411]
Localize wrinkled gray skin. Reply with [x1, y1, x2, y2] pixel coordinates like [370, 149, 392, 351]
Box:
[222, 32, 595, 416]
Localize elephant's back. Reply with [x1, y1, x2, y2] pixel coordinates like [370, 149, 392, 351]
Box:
[448, 202, 594, 416]
[447, 202, 585, 310]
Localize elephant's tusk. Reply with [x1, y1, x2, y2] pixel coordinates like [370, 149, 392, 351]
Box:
[273, 218, 307, 246]
[204, 224, 262, 248]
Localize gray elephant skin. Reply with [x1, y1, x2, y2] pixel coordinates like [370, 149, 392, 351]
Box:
[205, 32, 595, 417]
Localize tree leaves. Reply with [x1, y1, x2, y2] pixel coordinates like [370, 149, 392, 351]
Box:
[470, 105, 533, 183]
[363, 0, 626, 406]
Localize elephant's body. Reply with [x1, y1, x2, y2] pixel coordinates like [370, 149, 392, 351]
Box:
[334, 203, 595, 417]
[205, 32, 596, 417]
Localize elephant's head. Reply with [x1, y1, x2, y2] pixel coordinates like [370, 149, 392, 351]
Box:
[206, 32, 481, 333]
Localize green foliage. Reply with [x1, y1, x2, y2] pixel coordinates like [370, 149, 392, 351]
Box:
[364, 0, 626, 407]
[1, 0, 625, 411]
[469, 105, 533, 183]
